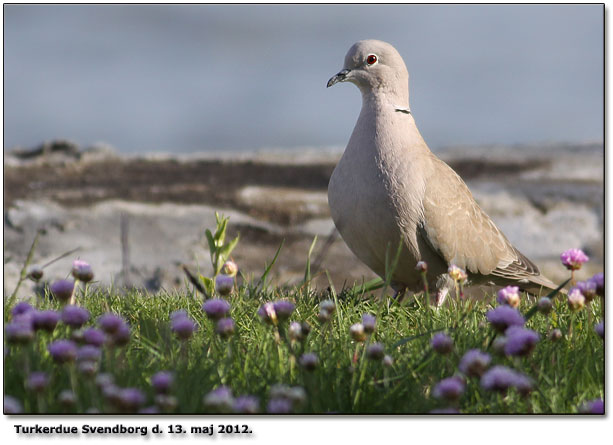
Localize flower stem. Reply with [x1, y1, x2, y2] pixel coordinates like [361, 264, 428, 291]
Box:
[274, 327, 285, 377]
[352, 344, 369, 409]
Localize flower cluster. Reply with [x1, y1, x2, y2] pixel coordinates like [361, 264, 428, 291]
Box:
[215, 274, 234, 296]
[201, 298, 235, 340]
[258, 300, 295, 325]
[170, 312, 197, 340]
[594, 321, 604, 339]
[49, 280, 75, 304]
[458, 349, 491, 377]
[6, 315, 35, 344]
[151, 371, 174, 394]
[27, 265, 44, 281]
[362, 313, 376, 334]
[579, 399, 604, 414]
[366, 343, 385, 361]
[318, 300, 336, 323]
[288, 321, 311, 342]
[567, 287, 586, 311]
[202, 386, 261, 414]
[480, 366, 533, 395]
[77, 344, 102, 376]
[575, 280, 597, 302]
[203, 299, 231, 320]
[431, 333, 454, 354]
[61, 305, 90, 328]
[503, 327, 540, 357]
[448, 264, 468, 283]
[562, 271, 604, 312]
[3, 246, 604, 415]
[349, 323, 366, 342]
[32, 310, 60, 332]
[266, 384, 306, 414]
[433, 376, 465, 402]
[486, 306, 525, 332]
[350, 313, 377, 343]
[215, 318, 235, 339]
[560, 248, 589, 271]
[299, 352, 319, 371]
[26, 372, 49, 393]
[415, 261, 428, 273]
[72, 260, 94, 282]
[496, 286, 520, 308]
[48, 340, 78, 364]
[537, 297, 553, 314]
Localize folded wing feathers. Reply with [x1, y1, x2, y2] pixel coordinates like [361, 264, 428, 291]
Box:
[422, 156, 548, 285]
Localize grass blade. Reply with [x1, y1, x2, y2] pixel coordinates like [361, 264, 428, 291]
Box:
[256, 239, 284, 290]
[181, 264, 209, 298]
[7, 230, 43, 306]
[303, 235, 318, 284]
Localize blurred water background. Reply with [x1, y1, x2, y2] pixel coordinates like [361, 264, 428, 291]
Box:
[3, 4, 604, 296]
[4, 4, 603, 154]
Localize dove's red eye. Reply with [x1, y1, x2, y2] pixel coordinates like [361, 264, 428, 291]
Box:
[366, 54, 378, 65]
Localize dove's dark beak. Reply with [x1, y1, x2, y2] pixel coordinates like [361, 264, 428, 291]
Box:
[327, 69, 351, 88]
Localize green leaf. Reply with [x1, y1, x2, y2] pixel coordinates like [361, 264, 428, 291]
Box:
[205, 229, 216, 254]
[218, 235, 240, 266]
[200, 276, 215, 296]
[214, 215, 228, 247]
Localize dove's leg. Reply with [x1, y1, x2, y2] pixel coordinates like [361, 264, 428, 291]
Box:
[434, 274, 454, 307]
[435, 288, 449, 307]
[391, 283, 407, 302]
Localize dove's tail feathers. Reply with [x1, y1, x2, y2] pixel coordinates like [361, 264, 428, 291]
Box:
[522, 275, 568, 296]
[490, 249, 568, 296]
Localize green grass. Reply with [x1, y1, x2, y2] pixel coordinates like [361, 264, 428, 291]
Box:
[3, 279, 604, 414]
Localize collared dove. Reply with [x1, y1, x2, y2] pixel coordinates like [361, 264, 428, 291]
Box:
[327, 39, 559, 304]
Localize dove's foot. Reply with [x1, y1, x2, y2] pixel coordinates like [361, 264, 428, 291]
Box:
[435, 288, 449, 307]
[391, 284, 407, 303]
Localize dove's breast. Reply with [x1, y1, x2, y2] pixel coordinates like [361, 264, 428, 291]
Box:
[328, 107, 440, 288]
[328, 148, 401, 278]
[328, 111, 428, 283]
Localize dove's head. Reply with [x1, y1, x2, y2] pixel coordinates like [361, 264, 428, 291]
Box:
[327, 40, 409, 104]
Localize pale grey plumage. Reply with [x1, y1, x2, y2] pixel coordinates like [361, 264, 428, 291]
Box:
[327, 40, 558, 301]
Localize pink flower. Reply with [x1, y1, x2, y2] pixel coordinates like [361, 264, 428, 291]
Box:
[220, 260, 238, 277]
[560, 248, 589, 271]
[448, 265, 467, 283]
[349, 323, 366, 342]
[415, 261, 428, 272]
[589, 272, 604, 296]
[497, 286, 520, 308]
[576, 280, 597, 302]
[72, 260, 94, 282]
[567, 287, 586, 311]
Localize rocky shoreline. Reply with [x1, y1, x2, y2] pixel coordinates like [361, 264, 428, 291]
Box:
[4, 141, 604, 299]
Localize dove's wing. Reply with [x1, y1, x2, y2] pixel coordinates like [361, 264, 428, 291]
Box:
[419, 155, 554, 289]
